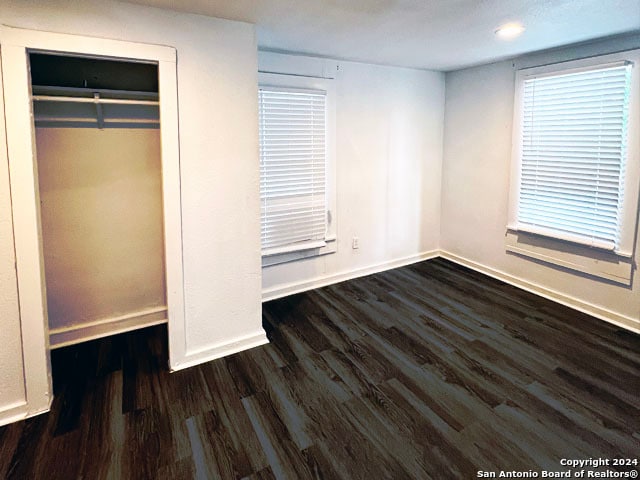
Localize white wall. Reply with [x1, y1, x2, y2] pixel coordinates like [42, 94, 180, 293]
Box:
[262, 53, 445, 299]
[441, 34, 640, 333]
[0, 80, 26, 418]
[0, 0, 265, 421]
[36, 127, 165, 330]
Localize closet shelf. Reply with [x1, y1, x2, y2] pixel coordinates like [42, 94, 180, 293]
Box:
[32, 86, 160, 129]
[32, 84, 159, 101]
[32, 95, 159, 106]
[35, 116, 159, 124]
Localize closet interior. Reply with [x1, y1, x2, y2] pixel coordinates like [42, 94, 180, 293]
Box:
[30, 52, 168, 348]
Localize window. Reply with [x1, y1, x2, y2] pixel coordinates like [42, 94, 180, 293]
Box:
[258, 73, 336, 266]
[517, 62, 632, 250]
[507, 51, 640, 283]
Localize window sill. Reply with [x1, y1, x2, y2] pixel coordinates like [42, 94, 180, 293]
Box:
[262, 236, 337, 268]
[505, 229, 633, 285]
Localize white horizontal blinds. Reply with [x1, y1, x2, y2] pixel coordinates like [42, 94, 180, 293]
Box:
[518, 63, 632, 250]
[259, 87, 327, 253]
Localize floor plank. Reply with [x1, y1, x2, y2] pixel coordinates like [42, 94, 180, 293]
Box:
[0, 258, 638, 479]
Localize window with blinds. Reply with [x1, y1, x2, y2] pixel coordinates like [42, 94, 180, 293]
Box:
[259, 86, 327, 255]
[516, 63, 632, 250]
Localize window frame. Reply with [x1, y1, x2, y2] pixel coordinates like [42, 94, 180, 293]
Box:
[258, 72, 337, 267]
[506, 50, 640, 284]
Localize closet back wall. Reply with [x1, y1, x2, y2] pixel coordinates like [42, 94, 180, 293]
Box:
[36, 127, 165, 330]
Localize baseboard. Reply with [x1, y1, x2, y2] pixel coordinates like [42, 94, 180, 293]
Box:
[262, 249, 440, 302]
[264, 247, 638, 335]
[0, 398, 52, 427]
[171, 330, 269, 372]
[49, 306, 168, 349]
[0, 401, 28, 427]
[439, 250, 640, 335]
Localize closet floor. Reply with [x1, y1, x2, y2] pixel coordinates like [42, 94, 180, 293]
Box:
[0, 258, 638, 479]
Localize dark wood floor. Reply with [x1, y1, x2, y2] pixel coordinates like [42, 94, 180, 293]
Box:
[1, 258, 638, 479]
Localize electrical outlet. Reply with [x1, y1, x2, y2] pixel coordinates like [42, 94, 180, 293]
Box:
[352, 237, 359, 249]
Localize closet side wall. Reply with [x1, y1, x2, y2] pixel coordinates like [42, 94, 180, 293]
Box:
[36, 127, 165, 331]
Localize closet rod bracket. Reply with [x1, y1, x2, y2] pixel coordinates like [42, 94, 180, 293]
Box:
[93, 93, 104, 130]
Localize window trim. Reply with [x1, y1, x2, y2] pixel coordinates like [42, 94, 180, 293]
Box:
[506, 50, 640, 283]
[258, 72, 337, 267]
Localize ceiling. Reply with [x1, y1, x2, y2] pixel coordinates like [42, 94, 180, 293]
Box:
[126, 0, 640, 71]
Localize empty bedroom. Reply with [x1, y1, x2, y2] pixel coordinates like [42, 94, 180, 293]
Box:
[0, 0, 638, 478]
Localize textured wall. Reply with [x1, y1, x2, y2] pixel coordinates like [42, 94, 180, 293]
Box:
[262, 53, 445, 296]
[441, 37, 640, 331]
[0, 91, 26, 412]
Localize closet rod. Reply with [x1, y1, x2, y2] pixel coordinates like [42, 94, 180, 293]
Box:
[32, 95, 159, 106]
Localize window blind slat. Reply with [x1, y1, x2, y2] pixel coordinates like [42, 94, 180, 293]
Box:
[520, 200, 616, 218]
[517, 63, 631, 248]
[520, 153, 622, 162]
[259, 87, 327, 251]
[522, 165, 620, 175]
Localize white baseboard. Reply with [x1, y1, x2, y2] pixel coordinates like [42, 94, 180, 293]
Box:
[49, 306, 168, 349]
[261, 247, 639, 335]
[172, 330, 269, 372]
[262, 249, 440, 302]
[0, 400, 28, 427]
[0, 396, 52, 427]
[440, 250, 640, 335]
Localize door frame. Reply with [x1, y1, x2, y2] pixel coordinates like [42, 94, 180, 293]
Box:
[0, 25, 186, 419]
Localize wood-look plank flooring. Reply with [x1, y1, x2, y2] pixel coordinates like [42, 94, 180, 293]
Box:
[1, 258, 639, 479]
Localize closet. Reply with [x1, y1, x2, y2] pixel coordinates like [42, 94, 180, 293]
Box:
[30, 53, 168, 348]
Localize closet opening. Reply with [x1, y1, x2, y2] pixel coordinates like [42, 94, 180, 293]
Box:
[29, 51, 169, 349]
